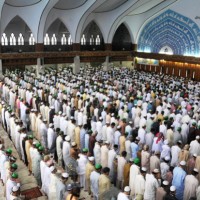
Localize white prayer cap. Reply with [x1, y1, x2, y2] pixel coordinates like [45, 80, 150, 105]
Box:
[62, 173, 69, 178]
[170, 186, 176, 192]
[180, 160, 186, 166]
[49, 123, 53, 128]
[105, 141, 110, 145]
[12, 186, 20, 192]
[50, 106, 54, 109]
[193, 168, 199, 173]
[59, 111, 62, 115]
[141, 167, 147, 172]
[117, 125, 121, 129]
[65, 136, 71, 141]
[80, 108, 84, 112]
[70, 116, 74, 120]
[43, 119, 47, 122]
[193, 153, 197, 157]
[153, 168, 160, 173]
[196, 136, 200, 140]
[50, 166, 55, 172]
[164, 140, 169, 145]
[106, 121, 110, 124]
[111, 113, 114, 117]
[136, 136, 140, 141]
[124, 186, 131, 192]
[163, 155, 170, 161]
[99, 117, 103, 120]
[163, 181, 169, 186]
[129, 121, 133, 124]
[71, 142, 77, 147]
[88, 156, 94, 161]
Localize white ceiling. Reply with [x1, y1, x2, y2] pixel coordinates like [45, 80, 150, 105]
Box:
[95, 0, 128, 12]
[54, 0, 87, 10]
[6, 0, 41, 7]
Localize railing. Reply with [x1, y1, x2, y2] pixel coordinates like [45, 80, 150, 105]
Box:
[1, 42, 35, 53]
[112, 43, 132, 51]
[80, 43, 105, 51]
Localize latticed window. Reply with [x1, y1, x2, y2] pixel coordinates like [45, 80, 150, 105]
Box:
[29, 33, 35, 45]
[61, 34, 67, 45]
[81, 34, 86, 45]
[95, 35, 100, 45]
[10, 33, 16, 45]
[44, 33, 50, 45]
[1, 33, 8, 46]
[18, 33, 24, 45]
[51, 34, 57, 45]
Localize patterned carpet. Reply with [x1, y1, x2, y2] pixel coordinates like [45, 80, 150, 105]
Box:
[21, 187, 43, 199]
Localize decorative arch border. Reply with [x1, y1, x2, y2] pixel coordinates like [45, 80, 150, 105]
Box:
[138, 9, 200, 56]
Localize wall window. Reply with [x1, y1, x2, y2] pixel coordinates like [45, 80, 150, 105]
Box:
[95, 35, 100, 45]
[44, 33, 50, 45]
[29, 33, 35, 45]
[1, 33, 8, 46]
[68, 35, 72, 45]
[10, 33, 16, 46]
[61, 34, 67, 45]
[81, 34, 86, 45]
[51, 34, 57, 45]
[18, 33, 24, 45]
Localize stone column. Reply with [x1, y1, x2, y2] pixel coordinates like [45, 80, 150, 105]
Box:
[36, 58, 44, 77]
[73, 56, 80, 74]
[103, 56, 110, 71]
[0, 59, 2, 75]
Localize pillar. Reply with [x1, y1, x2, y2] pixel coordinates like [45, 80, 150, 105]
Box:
[73, 56, 80, 74]
[0, 59, 2, 75]
[36, 58, 44, 77]
[103, 56, 111, 71]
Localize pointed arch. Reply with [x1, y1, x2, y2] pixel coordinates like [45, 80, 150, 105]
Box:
[3, 15, 33, 42]
[81, 20, 104, 44]
[46, 18, 71, 42]
[112, 22, 132, 51]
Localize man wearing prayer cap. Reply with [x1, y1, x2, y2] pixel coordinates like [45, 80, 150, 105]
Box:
[172, 161, 187, 200]
[25, 135, 33, 175]
[144, 169, 160, 200]
[156, 180, 169, 200]
[10, 185, 21, 200]
[117, 186, 131, 200]
[183, 168, 199, 200]
[129, 157, 141, 198]
[77, 148, 88, 188]
[135, 167, 147, 200]
[85, 156, 95, 193]
[0, 148, 12, 184]
[6, 172, 20, 200]
[164, 185, 177, 200]
[189, 135, 200, 157]
[56, 172, 69, 200]
[100, 141, 109, 168]
[90, 164, 102, 200]
[48, 166, 58, 200]
[63, 135, 71, 168]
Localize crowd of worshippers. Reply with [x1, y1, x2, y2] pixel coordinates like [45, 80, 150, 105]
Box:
[0, 67, 200, 200]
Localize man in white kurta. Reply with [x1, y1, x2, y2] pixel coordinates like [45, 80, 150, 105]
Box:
[129, 158, 141, 198]
[108, 145, 118, 181]
[94, 141, 101, 165]
[144, 169, 160, 200]
[183, 168, 199, 200]
[77, 149, 88, 188]
[62, 136, 71, 168]
[90, 164, 102, 200]
[189, 136, 200, 157]
[117, 186, 131, 200]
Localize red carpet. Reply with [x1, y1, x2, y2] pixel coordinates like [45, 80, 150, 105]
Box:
[21, 187, 43, 199]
